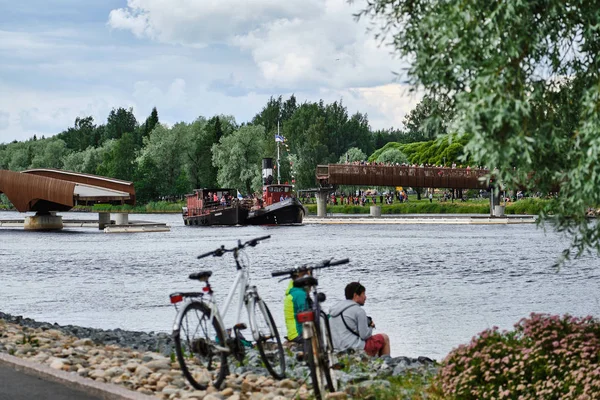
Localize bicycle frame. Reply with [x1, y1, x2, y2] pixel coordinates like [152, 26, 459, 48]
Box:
[172, 254, 264, 347]
[300, 270, 324, 340]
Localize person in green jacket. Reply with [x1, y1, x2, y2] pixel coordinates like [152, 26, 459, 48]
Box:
[283, 271, 310, 343]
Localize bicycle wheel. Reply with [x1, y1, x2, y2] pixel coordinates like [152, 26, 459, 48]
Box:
[251, 298, 286, 379]
[173, 302, 228, 390]
[304, 324, 328, 400]
[320, 311, 338, 392]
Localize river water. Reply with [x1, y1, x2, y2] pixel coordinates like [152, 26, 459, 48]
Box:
[1, 211, 599, 360]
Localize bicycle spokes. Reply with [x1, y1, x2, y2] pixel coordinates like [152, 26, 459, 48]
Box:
[181, 307, 218, 370]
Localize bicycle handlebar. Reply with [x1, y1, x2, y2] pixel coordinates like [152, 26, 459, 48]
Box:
[197, 235, 271, 259]
[271, 258, 350, 277]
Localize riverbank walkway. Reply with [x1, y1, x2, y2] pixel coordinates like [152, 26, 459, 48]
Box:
[304, 214, 537, 225]
[0, 353, 152, 400]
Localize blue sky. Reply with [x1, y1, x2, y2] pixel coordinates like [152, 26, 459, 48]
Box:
[0, 0, 420, 144]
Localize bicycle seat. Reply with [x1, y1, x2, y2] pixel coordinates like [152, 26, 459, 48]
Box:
[293, 275, 318, 288]
[189, 271, 212, 281]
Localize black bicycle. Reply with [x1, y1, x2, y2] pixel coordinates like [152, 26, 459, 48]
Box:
[272, 258, 349, 400]
[171, 236, 285, 390]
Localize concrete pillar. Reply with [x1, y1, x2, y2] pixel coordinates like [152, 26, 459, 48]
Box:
[489, 189, 502, 217]
[115, 213, 129, 225]
[315, 192, 327, 218]
[370, 206, 381, 217]
[98, 212, 111, 230]
[494, 205, 506, 217]
[24, 212, 63, 231]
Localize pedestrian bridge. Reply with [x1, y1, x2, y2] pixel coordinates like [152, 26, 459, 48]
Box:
[0, 169, 135, 230]
[316, 164, 489, 189]
[313, 164, 505, 218]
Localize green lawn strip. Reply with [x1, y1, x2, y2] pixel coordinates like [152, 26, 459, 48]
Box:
[304, 198, 546, 215]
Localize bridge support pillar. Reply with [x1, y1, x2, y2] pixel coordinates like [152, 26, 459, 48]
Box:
[489, 190, 502, 217]
[115, 213, 129, 225]
[98, 212, 111, 230]
[370, 206, 381, 217]
[24, 212, 63, 231]
[315, 192, 328, 218]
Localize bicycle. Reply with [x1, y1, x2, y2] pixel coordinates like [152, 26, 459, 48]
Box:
[170, 235, 285, 390]
[271, 257, 349, 400]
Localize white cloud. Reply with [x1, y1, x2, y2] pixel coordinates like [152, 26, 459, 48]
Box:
[107, 0, 323, 46]
[108, 0, 404, 90]
[0, 84, 134, 143]
[0, 0, 420, 144]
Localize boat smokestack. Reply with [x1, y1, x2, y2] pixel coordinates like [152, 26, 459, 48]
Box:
[262, 158, 274, 185]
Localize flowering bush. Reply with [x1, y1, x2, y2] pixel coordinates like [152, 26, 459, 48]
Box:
[434, 313, 600, 399]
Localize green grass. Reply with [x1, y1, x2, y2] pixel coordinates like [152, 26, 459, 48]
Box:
[72, 201, 185, 214]
[304, 197, 548, 215]
[1, 195, 547, 215]
[349, 371, 440, 400]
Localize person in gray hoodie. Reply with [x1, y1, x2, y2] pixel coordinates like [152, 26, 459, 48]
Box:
[329, 282, 390, 357]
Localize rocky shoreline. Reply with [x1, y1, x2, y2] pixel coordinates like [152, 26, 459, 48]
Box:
[0, 312, 438, 399]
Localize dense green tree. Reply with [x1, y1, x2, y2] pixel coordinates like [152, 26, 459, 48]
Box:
[4, 142, 31, 171]
[31, 139, 65, 169]
[137, 107, 159, 147]
[369, 135, 469, 166]
[137, 123, 188, 195]
[135, 157, 162, 202]
[56, 116, 100, 151]
[104, 107, 138, 142]
[281, 95, 298, 121]
[356, 0, 600, 259]
[376, 148, 409, 165]
[212, 125, 266, 195]
[184, 117, 213, 189]
[97, 132, 137, 181]
[61, 143, 111, 174]
[402, 95, 454, 141]
[339, 147, 367, 163]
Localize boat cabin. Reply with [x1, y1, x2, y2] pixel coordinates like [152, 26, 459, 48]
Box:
[186, 188, 236, 216]
[263, 184, 294, 206]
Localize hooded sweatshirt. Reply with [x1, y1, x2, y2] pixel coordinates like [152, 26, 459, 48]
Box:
[329, 299, 373, 351]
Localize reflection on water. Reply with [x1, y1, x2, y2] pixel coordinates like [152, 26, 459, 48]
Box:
[1, 211, 599, 359]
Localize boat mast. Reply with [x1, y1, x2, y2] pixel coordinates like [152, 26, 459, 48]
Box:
[277, 120, 281, 184]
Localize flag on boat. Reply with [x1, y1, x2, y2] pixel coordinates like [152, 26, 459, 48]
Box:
[237, 190, 244, 200]
[275, 134, 285, 142]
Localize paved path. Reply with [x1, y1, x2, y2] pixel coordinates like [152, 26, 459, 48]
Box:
[0, 363, 101, 400]
[0, 353, 156, 400]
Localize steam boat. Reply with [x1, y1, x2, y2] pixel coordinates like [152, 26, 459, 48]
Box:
[182, 158, 304, 226]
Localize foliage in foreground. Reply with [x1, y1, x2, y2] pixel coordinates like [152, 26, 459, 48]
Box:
[432, 313, 600, 399]
[357, 0, 600, 260]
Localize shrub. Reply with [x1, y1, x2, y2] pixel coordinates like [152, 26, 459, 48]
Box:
[434, 313, 600, 399]
[505, 198, 547, 215]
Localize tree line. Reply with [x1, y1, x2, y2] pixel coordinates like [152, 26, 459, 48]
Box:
[0, 95, 465, 203]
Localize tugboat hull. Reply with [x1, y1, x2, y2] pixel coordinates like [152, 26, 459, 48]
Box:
[246, 198, 304, 225]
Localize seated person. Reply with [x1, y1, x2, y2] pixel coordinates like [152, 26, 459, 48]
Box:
[329, 282, 390, 357]
[283, 270, 311, 344]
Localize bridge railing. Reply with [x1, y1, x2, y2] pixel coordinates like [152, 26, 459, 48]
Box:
[318, 164, 489, 189]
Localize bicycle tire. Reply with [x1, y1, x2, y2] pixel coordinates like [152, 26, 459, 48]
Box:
[252, 299, 286, 379]
[304, 325, 327, 400]
[319, 311, 338, 392]
[173, 301, 228, 390]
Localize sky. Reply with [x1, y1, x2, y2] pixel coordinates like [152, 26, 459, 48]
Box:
[0, 0, 421, 144]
